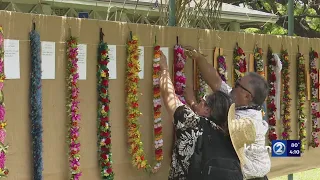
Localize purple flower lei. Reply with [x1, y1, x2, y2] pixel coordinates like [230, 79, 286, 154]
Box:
[66, 37, 82, 180]
[217, 55, 227, 82]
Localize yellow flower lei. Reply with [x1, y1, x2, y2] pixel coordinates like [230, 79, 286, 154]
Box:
[297, 53, 307, 152]
[126, 34, 150, 171]
[280, 49, 291, 140]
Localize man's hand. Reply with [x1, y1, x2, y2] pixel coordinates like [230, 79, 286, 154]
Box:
[183, 45, 222, 92]
[184, 45, 207, 60]
[160, 51, 168, 70]
[184, 46, 200, 60]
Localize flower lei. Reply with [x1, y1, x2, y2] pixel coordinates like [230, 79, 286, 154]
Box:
[280, 49, 291, 140]
[309, 49, 320, 148]
[66, 36, 81, 180]
[233, 43, 246, 83]
[267, 46, 277, 143]
[97, 41, 114, 178]
[174, 45, 186, 104]
[217, 55, 227, 82]
[254, 45, 264, 76]
[0, 26, 8, 177]
[196, 71, 207, 102]
[297, 52, 307, 152]
[126, 34, 149, 171]
[254, 45, 266, 119]
[152, 45, 163, 172]
[30, 27, 43, 180]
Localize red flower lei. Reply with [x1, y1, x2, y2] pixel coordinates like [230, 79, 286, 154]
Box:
[280, 49, 291, 140]
[267, 46, 277, 143]
[310, 49, 320, 148]
[233, 43, 246, 83]
[97, 41, 114, 178]
[151, 45, 163, 172]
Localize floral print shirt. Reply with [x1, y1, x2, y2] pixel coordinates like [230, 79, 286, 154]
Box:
[168, 105, 205, 180]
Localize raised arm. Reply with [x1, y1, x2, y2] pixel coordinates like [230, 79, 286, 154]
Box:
[184, 46, 222, 92]
[159, 51, 182, 118]
[184, 84, 200, 113]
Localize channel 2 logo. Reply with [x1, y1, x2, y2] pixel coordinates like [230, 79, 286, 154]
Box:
[271, 140, 301, 157]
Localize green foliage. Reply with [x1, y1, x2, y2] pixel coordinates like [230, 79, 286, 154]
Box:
[245, 24, 287, 35]
[243, 0, 320, 36]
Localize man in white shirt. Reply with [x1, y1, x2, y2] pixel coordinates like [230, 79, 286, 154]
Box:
[184, 46, 270, 180]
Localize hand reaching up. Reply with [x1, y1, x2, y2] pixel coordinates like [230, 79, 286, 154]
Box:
[184, 46, 199, 59]
[184, 45, 207, 59]
[160, 51, 168, 71]
[184, 84, 196, 106]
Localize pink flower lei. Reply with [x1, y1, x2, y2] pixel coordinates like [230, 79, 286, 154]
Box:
[310, 49, 320, 148]
[174, 45, 186, 104]
[0, 26, 8, 178]
[66, 36, 81, 180]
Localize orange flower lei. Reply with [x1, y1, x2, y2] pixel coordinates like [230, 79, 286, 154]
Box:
[151, 45, 163, 172]
[126, 34, 149, 171]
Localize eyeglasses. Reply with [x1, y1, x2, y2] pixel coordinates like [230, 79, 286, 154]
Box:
[202, 95, 210, 107]
[202, 94, 207, 101]
[235, 81, 253, 97]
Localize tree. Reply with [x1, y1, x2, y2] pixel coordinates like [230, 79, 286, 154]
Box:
[162, 0, 319, 37]
[234, 0, 320, 37]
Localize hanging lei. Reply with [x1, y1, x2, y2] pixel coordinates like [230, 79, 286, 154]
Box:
[233, 43, 246, 83]
[267, 46, 277, 143]
[0, 26, 8, 178]
[309, 49, 320, 148]
[126, 34, 149, 171]
[66, 36, 81, 180]
[30, 25, 43, 180]
[174, 45, 186, 104]
[217, 54, 227, 82]
[253, 45, 266, 119]
[97, 41, 114, 178]
[151, 45, 163, 172]
[297, 52, 307, 152]
[280, 49, 291, 140]
[196, 71, 207, 102]
[254, 45, 264, 76]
